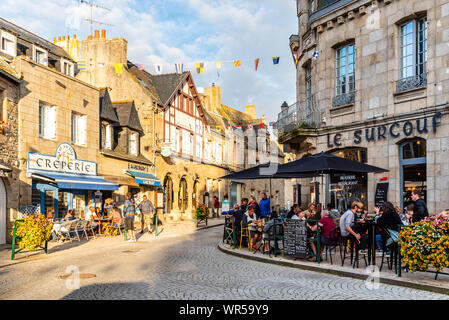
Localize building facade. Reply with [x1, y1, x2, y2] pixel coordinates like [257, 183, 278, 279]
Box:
[275, 0, 449, 213]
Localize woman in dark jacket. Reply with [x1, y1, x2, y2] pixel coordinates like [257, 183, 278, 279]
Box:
[376, 201, 403, 232]
[287, 204, 299, 219]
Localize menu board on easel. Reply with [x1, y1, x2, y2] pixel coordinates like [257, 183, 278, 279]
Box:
[375, 183, 389, 208]
[283, 219, 307, 259]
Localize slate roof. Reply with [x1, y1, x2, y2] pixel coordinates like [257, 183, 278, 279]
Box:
[126, 61, 162, 105]
[112, 101, 144, 133]
[150, 72, 189, 106]
[0, 17, 74, 62]
[99, 88, 120, 123]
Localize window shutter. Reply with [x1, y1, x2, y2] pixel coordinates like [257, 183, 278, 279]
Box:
[50, 106, 56, 139]
[39, 104, 43, 137]
[79, 115, 86, 145]
[71, 114, 75, 144]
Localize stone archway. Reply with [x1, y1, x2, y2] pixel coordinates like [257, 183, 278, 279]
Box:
[0, 178, 6, 244]
[178, 176, 188, 214]
[163, 175, 174, 214]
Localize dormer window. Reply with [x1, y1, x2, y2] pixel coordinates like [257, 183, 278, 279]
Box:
[61, 59, 74, 77]
[0, 31, 16, 57]
[128, 131, 139, 156]
[33, 45, 48, 66]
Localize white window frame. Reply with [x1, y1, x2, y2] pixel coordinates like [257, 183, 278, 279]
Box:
[399, 17, 427, 81]
[72, 113, 86, 146]
[0, 30, 16, 57]
[33, 45, 48, 66]
[39, 104, 56, 140]
[61, 59, 74, 77]
[128, 131, 139, 156]
[335, 43, 355, 97]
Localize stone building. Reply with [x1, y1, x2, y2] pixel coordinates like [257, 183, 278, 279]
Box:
[0, 18, 119, 240]
[0, 54, 21, 244]
[275, 0, 449, 213]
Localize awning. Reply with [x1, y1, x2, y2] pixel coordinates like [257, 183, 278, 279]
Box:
[126, 170, 162, 187]
[31, 172, 119, 191]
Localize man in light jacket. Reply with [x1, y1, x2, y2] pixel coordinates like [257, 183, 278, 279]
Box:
[139, 194, 155, 234]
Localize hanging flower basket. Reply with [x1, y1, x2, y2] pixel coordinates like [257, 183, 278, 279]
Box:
[0, 120, 7, 134]
[398, 214, 449, 273]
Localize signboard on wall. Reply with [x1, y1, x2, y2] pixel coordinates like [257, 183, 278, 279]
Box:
[375, 183, 389, 208]
[27, 143, 97, 175]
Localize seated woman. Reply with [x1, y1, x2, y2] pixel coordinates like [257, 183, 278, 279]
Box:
[305, 209, 322, 258]
[286, 204, 299, 219]
[86, 206, 100, 231]
[375, 201, 403, 254]
[109, 207, 123, 225]
[243, 205, 262, 249]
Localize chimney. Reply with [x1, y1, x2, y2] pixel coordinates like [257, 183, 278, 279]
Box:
[94, 30, 100, 39]
[62, 36, 66, 41]
[73, 34, 77, 39]
[101, 29, 106, 39]
[58, 36, 61, 41]
[245, 105, 257, 119]
[204, 85, 221, 112]
[87, 35, 93, 40]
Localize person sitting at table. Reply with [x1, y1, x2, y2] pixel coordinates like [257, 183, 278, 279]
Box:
[64, 210, 77, 221]
[305, 207, 322, 258]
[339, 201, 368, 253]
[400, 203, 414, 225]
[326, 203, 341, 221]
[304, 203, 315, 217]
[243, 205, 261, 249]
[315, 203, 322, 219]
[440, 209, 449, 219]
[262, 212, 280, 253]
[375, 201, 403, 254]
[319, 210, 338, 246]
[287, 204, 299, 219]
[248, 196, 261, 220]
[85, 206, 99, 231]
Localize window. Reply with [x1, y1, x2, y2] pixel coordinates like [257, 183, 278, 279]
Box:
[333, 43, 355, 107]
[101, 122, 112, 149]
[61, 59, 74, 77]
[34, 46, 48, 66]
[397, 17, 427, 92]
[71, 113, 86, 145]
[196, 135, 202, 158]
[128, 131, 138, 156]
[305, 64, 312, 116]
[0, 31, 16, 56]
[39, 104, 56, 139]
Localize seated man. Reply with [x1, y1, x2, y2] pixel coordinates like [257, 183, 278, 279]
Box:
[242, 205, 261, 249]
[85, 206, 100, 231]
[339, 201, 368, 251]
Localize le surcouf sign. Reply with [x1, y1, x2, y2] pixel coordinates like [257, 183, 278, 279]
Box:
[327, 112, 442, 148]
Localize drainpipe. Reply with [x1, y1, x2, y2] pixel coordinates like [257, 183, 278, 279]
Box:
[152, 101, 156, 175]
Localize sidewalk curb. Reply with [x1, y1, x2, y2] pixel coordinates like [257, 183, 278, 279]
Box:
[217, 243, 449, 296]
[196, 222, 224, 232]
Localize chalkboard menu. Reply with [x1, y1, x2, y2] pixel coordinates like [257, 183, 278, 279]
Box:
[375, 183, 389, 208]
[283, 219, 308, 259]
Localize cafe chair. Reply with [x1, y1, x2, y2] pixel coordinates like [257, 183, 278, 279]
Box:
[340, 234, 367, 268]
[322, 227, 340, 265]
[379, 228, 398, 273]
[267, 219, 284, 257]
[66, 220, 80, 241]
[85, 220, 96, 239]
[223, 216, 236, 247]
[240, 221, 252, 251]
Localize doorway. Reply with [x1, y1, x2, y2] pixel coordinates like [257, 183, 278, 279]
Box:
[400, 139, 426, 210]
[0, 178, 6, 244]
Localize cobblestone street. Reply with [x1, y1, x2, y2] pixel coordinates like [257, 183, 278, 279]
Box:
[0, 226, 448, 300]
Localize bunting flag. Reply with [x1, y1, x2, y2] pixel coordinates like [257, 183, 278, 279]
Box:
[272, 56, 280, 65]
[234, 60, 241, 67]
[175, 63, 183, 74]
[196, 62, 204, 74]
[216, 61, 222, 77]
[98, 62, 105, 68]
[114, 63, 123, 74]
[216, 125, 222, 132]
[154, 64, 163, 75]
[138, 64, 144, 71]
[259, 123, 265, 129]
[312, 51, 319, 60]
[294, 53, 299, 68]
[236, 125, 242, 129]
[254, 58, 259, 71]
[77, 61, 86, 70]
[269, 121, 274, 126]
[248, 124, 253, 129]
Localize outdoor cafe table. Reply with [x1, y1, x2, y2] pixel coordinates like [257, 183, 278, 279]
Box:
[94, 217, 112, 235]
[353, 218, 377, 266]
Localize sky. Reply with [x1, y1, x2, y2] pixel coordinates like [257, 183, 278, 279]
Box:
[0, 0, 298, 122]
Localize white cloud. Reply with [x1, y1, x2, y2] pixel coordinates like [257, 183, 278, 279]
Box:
[0, 0, 297, 121]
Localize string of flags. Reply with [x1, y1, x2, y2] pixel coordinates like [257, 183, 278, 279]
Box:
[74, 51, 321, 75]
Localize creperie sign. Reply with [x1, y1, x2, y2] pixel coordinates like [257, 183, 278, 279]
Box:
[27, 143, 96, 175]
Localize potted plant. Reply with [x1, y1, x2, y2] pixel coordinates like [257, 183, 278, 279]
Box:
[13, 214, 53, 251]
[398, 213, 449, 272]
[0, 120, 7, 134]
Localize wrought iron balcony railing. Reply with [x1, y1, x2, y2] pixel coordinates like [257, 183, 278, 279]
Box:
[396, 73, 427, 93]
[332, 92, 355, 108]
[273, 102, 321, 134]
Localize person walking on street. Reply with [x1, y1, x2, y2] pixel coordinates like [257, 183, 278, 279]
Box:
[411, 190, 428, 223]
[259, 192, 271, 220]
[123, 192, 137, 242]
[139, 194, 155, 234]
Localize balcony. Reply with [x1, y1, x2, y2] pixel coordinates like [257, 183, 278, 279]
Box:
[332, 92, 355, 108]
[273, 102, 321, 134]
[396, 73, 427, 94]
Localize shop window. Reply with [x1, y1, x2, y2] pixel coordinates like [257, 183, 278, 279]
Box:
[400, 139, 426, 209]
[329, 148, 367, 212]
[39, 103, 56, 139]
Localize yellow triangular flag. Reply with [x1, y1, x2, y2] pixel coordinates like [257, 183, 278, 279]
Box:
[216, 61, 222, 69]
[234, 60, 241, 67]
[114, 63, 123, 74]
[216, 126, 221, 132]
